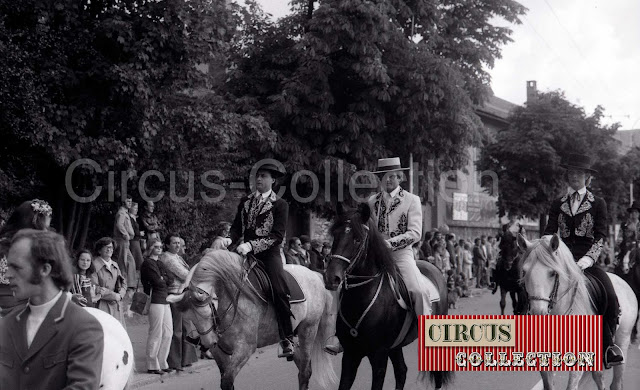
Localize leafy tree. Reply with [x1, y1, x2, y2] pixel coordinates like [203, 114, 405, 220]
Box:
[0, 0, 271, 249]
[478, 90, 622, 234]
[228, 0, 526, 209]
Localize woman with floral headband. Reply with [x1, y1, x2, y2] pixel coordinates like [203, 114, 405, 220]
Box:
[0, 199, 53, 316]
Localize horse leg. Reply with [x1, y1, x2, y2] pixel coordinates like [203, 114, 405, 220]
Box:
[540, 371, 555, 390]
[217, 343, 255, 390]
[632, 313, 639, 343]
[293, 324, 316, 390]
[610, 363, 626, 390]
[565, 371, 584, 390]
[389, 347, 407, 390]
[510, 290, 518, 315]
[590, 371, 605, 390]
[368, 349, 390, 390]
[499, 287, 507, 315]
[338, 350, 364, 390]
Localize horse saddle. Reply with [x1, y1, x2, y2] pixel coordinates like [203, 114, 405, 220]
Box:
[388, 268, 441, 310]
[245, 259, 306, 304]
[584, 272, 607, 316]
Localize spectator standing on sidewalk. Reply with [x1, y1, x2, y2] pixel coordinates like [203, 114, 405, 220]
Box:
[113, 196, 137, 293]
[160, 234, 198, 370]
[129, 202, 145, 270]
[92, 237, 127, 325]
[210, 221, 232, 250]
[141, 201, 161, 241]
[141, 238, 174, 375]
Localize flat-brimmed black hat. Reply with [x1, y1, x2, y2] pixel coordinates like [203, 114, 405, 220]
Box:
[559, 153, 597, 174]
[255, 162, 286, 178]
[628, 201, 640, 213]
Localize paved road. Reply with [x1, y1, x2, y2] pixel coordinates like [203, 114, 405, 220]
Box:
[136, 288, 640, 390]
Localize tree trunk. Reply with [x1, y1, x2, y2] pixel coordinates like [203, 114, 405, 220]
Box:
[539, 212, 547, 238]
[77, 203, 92, 250]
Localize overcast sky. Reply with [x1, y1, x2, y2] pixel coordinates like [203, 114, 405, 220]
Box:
[255, 0, 640, 130]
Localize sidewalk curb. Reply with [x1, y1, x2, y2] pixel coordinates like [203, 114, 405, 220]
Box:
[130, 360, 212, 389]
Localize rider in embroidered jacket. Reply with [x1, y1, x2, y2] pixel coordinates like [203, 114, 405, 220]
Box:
[367, 159, 430, 316]
[543, 153, 623, 367]
[229, 163, 295, 359]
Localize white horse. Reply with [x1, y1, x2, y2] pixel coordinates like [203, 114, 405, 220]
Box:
[518, 234, 638, 390]
[84, 307, 134, 390]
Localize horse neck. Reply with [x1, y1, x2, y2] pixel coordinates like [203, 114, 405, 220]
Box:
[349, 246, 382, 277]
[551, 273, 593, 315]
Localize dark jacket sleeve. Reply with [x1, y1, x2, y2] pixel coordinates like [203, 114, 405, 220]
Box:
[585, 197, 607, 261]
[229, 197, 247, 247]
[544, 199, 561, 236]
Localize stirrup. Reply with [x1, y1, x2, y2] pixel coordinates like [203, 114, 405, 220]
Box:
[323, 335, 343, 355]
[604, 344, 624, 368]
[278, 338, 295, 361]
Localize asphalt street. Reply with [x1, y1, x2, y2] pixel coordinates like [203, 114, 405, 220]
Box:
[135, 287, 640, 390]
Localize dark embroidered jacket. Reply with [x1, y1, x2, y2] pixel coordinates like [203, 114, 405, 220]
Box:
[544, 190, 607, 261]
[230, 191, 288, 256]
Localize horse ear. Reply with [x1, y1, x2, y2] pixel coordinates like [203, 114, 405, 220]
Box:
[337, 202, 345, 216]
[357, 203, 371, 223]
[550, 234, 560, 251]
[516, 233, 529, 252]
[166, 292, 185, 303]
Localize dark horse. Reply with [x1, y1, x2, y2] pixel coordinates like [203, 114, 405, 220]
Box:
[324, 203, 453, 390]
[615, 245, 640, 342]
[492, 221, 527, 315]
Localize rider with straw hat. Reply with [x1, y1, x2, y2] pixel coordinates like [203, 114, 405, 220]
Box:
[325, 157, 430, 354]
[543, 153, 623, 367]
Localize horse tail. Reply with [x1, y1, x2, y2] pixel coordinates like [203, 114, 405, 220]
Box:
[310, 289, 339, 390]
[417, 371, 455, 389]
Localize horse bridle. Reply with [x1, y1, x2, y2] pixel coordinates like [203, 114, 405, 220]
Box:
[187, 256, 256, 338]
[330, 222, 377, 289]
[523, 242, 579, 315]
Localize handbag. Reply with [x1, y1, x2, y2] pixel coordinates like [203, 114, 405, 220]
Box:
[129, 280, 150, 315]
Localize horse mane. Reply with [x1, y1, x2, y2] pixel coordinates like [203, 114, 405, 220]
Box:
[331, 206, 399, 280]
[190, 249, 258, 302]
[522, 235, 591, 314]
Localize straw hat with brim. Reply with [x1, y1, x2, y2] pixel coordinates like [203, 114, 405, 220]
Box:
[628, 201, 640, 213]
[559, 153, 597, 174]
[371, 157, 410, 174]
[256, 163, 286, 178]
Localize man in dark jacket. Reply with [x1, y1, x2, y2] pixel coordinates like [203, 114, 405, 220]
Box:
[0, 230, 104, 389]
[543, 153, 623, 367]
[472, 238, 487, 288]
[309, 240, 325, 273]
[229, 163, 294, 358]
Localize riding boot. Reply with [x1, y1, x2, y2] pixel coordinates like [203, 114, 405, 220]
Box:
[585, 266, 624, 368]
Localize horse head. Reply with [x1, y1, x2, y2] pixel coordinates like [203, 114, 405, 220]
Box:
[517, 234, 587, 315]
[325, 202, 372, 291]
[166, 253, 229, 350]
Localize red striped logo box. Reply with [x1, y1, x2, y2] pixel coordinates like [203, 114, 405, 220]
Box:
[419, 315, 602, 371]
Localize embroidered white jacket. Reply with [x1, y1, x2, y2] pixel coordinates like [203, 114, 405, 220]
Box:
[368, 187, 423, 251]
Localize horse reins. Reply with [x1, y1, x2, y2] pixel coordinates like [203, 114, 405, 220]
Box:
[331, 223, 390, 337]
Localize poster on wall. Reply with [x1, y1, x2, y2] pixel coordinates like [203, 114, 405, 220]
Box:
[453, 193, 468, 221]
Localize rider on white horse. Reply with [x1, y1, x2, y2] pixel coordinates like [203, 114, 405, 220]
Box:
[325, 157, 430, 354]
[543, 153, 624, 367]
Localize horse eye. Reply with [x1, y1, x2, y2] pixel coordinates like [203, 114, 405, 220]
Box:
[345, 227, 351, 233]
[549, 270, 556, 278]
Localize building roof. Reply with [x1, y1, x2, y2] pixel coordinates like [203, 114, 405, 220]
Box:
[477, 95, 519, 120]
[613, 129, 640, 154]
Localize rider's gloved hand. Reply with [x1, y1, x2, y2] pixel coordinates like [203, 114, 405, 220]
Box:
[236, 242, 252, 256]
[576, 256, 594, 270]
